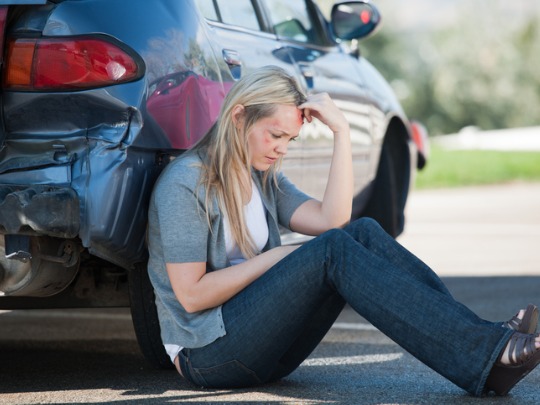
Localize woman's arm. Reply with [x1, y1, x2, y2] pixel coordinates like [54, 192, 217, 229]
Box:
[289, 93, 353, 235]
[166, 245, 299, 313]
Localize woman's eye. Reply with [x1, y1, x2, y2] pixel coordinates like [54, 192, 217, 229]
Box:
[289, 137, 298, 143]
[271, 134, 281, 139]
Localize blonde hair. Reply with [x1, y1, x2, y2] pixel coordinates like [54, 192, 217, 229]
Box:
[193, 66, 306, 259]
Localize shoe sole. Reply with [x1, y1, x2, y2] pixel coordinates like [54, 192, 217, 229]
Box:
[485, 333, 540, 396]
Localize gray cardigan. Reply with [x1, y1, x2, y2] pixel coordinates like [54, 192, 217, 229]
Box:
[147, 152, 311, 349]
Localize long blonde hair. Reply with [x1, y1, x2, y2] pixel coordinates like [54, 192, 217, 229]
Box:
[193, 66, 306, 259]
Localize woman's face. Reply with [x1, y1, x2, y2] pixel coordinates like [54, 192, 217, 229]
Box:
[246, 104, 304, 171]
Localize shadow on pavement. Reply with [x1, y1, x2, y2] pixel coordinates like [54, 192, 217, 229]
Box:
[0, 276, 539, 404]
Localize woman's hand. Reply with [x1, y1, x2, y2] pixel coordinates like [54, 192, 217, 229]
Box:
[299, 93, 350, 136]
[290, 93, 353, 235]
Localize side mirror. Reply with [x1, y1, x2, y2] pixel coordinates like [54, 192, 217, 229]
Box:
[331, 1, 381, 41]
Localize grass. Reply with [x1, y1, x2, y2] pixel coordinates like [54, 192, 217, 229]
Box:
[414, 146, 540, 189]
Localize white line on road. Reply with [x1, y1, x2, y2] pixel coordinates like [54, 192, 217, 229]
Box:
[332, 322, 377, 331]
[302, 353, 402, 367]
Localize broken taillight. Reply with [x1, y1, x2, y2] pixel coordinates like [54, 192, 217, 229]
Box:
[4, 36, 143, 90]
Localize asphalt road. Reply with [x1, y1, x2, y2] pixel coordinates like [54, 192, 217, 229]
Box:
[1, 183, 540, 404]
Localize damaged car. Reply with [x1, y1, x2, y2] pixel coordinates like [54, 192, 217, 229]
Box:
[0, 0, 427, 368]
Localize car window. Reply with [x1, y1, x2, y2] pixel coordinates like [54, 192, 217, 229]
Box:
[195, 0, 261, 31]
[196, 0, 219, 21]
[262, 0, 318, 44]
[218, 0, 260, 30]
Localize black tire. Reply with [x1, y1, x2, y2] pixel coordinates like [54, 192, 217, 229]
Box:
[129, 261, 174, 369]
[360, 133, 410, 238]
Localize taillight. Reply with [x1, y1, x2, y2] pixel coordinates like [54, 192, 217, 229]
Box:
[0, 7, 8, 66]
[4, 36, 143, 90]
[410, 120, 430, 170]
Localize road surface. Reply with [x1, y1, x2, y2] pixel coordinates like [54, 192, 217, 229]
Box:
[1, 182, 539, 404]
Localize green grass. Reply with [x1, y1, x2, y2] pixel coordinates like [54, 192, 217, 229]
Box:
[414, 146, 540, 189]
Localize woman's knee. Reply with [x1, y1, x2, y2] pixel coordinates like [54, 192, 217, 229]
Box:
[346, 217, 383, 241]
[316, 228, 352, 259]
[320, 227, 349, 245]
[355, 217, 381, 229]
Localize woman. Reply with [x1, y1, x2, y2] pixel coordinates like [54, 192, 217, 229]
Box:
[147, 66, 540, 396]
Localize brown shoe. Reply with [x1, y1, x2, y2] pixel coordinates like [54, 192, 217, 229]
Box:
[484, 332, 540, 396]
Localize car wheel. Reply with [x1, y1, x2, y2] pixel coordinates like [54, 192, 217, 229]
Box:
[128, 261, 174, 369]
[361, 133, 410, 238]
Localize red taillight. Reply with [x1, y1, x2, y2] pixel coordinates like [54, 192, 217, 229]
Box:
[0, 6, 8, 66]
[4, 36, 141, 90]
[410, 120, 430, 170]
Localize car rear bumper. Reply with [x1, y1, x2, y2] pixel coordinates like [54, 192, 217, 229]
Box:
[0, 185, 79, 238]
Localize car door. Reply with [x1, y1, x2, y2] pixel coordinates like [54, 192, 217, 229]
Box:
[259, 0, 379, 201]
[195, 0, 297, 78]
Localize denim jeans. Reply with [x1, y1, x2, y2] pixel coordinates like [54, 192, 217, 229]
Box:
[178, 218, 513, 396]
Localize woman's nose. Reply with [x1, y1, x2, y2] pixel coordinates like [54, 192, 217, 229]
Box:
[275, 141, 288, 156]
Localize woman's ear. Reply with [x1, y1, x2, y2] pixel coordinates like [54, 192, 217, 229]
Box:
[231, 104, 245, 129]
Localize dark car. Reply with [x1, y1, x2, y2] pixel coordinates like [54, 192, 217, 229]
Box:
[0, 0, 427, 368]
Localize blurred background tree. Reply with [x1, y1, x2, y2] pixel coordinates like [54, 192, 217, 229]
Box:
[316, 0, 540, 136]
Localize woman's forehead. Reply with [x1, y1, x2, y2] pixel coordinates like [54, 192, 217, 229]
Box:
[263, 105, 303, 132]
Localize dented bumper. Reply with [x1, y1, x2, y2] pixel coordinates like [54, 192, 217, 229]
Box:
[0, 185, 79, 238]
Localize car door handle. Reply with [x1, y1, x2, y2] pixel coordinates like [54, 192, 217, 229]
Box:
[222, 49, 242, 79]
[223, 49, 241, 66]
[297, 62, 314, 89]
[298, 62, 314, 78]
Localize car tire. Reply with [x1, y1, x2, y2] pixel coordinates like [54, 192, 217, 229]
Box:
[128, 261, 174, 369]
[361, 133, 410, 238]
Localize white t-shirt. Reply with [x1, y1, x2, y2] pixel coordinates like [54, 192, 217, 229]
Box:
[165, 181, 269, 362]
[223, 181, 269, 264]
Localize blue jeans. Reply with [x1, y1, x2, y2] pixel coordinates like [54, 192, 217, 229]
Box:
[178, 218, 512, 396]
